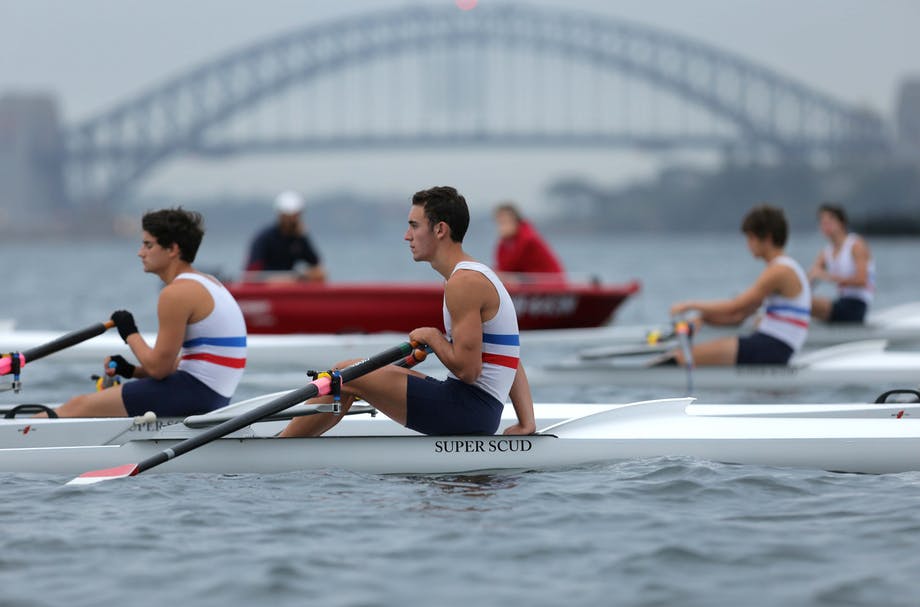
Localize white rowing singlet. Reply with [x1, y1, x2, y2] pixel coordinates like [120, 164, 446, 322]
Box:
[175, 273, 247, 397]
[443, 261, 520, 403]
[756, 256, 811, 353]
[823, 233, 875, 303]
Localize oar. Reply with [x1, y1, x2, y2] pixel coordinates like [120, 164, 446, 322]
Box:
[674, 318, 695, 394]
[67, 340, 424, 485]
[579, 342, 673, 360]
[0, 320, 116, 375]
[577, 323, 680, 361]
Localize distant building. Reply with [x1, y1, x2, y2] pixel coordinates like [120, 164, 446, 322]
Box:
[0, 93, 67, 234]
[896, 77, 920, 161]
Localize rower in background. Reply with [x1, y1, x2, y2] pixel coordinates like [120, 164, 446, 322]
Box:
[807, 203, 875, 324]
[244, 190, 327, 282]
[493, 202, 565, 283]
[666, 204, 810, 366]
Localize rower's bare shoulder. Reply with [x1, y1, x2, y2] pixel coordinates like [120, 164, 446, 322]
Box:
[447, 268, 489, 288]
[160, 278, 206, 305]
[445, 269, 491, 301]
[851, 236, 871, 255]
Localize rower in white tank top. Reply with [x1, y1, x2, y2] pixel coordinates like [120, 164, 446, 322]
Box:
[443, 261, 520, 403]
[756, 256, 811, 353]
[823, 233, 875, 304]
[175, 273, 248, 398]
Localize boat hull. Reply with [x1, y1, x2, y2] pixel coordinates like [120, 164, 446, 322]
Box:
[3, 400, 920, 475]
[539, 340, 920, 391]
[227, 280, 640, 334]
[3, 426, 918, 477]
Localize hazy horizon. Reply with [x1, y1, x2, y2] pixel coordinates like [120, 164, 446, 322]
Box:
[2, 0, 918, 215]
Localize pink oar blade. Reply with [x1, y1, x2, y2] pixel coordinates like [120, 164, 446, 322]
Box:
[66, 463, 140, 486]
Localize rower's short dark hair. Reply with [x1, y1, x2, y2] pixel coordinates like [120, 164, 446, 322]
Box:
[411, 186, 470, 243]
[818, 202, 848, 227]
[142, 207, 205, 262]
[741, 204, 788, 247]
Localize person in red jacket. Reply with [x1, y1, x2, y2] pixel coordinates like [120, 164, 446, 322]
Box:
[493, 203, 565, 282]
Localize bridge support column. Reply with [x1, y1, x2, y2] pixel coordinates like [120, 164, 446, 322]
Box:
[896, 78, 920, 162]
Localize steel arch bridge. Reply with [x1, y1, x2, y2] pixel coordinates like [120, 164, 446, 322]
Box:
[65, 2, 890, 209]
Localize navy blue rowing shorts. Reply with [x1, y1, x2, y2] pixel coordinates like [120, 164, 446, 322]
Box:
[405, 375, 504, 435]
[121, 370, 230, 417]
[736, 332, 794, 365]
[829, 297, 867, 323]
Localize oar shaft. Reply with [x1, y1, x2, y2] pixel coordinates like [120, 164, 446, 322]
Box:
[134, 341, 418, 475]
[21, 321, 116, 364]
[136, 379, 326, 474]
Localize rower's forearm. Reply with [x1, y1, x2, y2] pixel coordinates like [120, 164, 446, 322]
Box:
[426, 334, 481, 384]
[508, 365, 536, 432]
[832, 273, 868, 288]
[126, 335, 178, 379]
[701, 309, 746, 326]
[697, 301, 746, 326]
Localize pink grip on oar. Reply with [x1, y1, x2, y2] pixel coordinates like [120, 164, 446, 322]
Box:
[0, 354, 27, 376]
[312, 375, 332, 396]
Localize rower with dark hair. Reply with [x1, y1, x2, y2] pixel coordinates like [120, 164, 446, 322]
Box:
[808, 203, 875, 323]
[42, 207, 247, 418]
[665, 204, 811, 366]
[280, 186, 536, 437]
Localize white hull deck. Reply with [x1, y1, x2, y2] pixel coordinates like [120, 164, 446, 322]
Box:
[3, 399, 920, 476]
[0, 401, 611, 448]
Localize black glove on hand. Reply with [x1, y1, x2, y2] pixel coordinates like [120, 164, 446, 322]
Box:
[111, 310, 139, 342]
[108, 354, 136, 379]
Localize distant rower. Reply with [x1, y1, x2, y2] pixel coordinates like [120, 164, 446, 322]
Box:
[667, 205, 810, 366]
[807, 203, 875, 324]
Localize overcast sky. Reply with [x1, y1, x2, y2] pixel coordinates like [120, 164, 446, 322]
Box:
[1, 0, 918, 213]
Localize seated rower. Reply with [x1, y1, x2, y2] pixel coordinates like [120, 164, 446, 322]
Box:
[280, 186, 536, 438]
[44, 208, 247, 417]
[244, 190, 326, 283]
[808, 203, 875, 324]
[666, 204, 810, 366]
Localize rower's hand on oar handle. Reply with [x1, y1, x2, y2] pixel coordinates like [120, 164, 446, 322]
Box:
[105, 354, 136, 379]
[110, 310, 139, 343]
[408, 328, 444, 347]
[399, 344, 430, 368]
[91, 366, 121, 390]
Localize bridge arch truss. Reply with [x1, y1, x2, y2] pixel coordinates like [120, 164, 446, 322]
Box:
[65, 3, 890, 208]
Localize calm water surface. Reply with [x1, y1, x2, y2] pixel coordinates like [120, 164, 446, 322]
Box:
[1, 230, 918, 606]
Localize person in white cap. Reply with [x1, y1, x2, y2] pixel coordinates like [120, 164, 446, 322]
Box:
[244, 190, 326, 282]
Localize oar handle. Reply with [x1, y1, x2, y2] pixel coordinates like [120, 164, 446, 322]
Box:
[134, 341, 418, 475]
[396, 345, 431, 368]
[22, 320, 116, 365]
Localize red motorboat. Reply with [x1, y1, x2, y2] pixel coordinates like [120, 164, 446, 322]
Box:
[228, 278, 640, 334]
